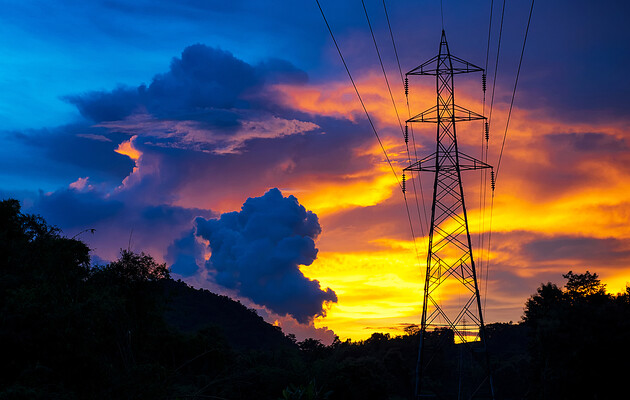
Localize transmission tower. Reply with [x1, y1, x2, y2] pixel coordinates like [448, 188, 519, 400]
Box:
[402, 30, 495, 399]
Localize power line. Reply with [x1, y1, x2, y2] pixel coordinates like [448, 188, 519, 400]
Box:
[382, 0, 404, 84]
[382, 0, 430, 235]
[495, 0, 535, 181]
[479, 0, 495, 315]
[315, 0, 401, 189]
[403, 192, 424, 271]
[487, 0, 505, 128]
[484, 0, 495, 74]
[481, 0, 505, 312]
[317, 0, 426, 282]
[360, 1, 429, 265]
[484, 0, 535, 312]
[361, 0, 405, 140]
[361, 0, 427, 240]
[483, 192, 496, 312]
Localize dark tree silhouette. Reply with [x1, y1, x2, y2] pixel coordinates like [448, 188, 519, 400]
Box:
[0, 199, 299, 399]
[2, 199, 629, 400]
[563, 270, 607, 298]
[523, 271, 629, 400]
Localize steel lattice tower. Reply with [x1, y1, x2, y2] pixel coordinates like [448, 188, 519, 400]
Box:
[403, 31, 495, 399]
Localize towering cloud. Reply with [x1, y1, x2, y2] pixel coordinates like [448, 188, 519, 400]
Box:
[63, 43, 310, 124]
[195, 188, 337, 323]
[62, 44, 318, 155]
[66, 45, 260, 122]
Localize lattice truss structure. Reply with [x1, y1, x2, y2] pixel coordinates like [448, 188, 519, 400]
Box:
[403, 31, 495, 399]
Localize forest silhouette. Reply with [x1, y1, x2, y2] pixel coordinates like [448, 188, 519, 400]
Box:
[1, 199, 628, 399]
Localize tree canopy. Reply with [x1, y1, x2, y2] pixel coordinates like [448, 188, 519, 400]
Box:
[522, 270, 629, 400]
[1, 198, 628, 400]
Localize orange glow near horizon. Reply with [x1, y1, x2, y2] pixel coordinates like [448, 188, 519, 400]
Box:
[302, 250, 424, 340]
[301, 245, 509, 341]
[150, 72, 630, 342]
[269, 72, 630, 340]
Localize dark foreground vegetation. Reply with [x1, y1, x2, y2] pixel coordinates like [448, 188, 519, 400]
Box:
[1, 199, 629, 399]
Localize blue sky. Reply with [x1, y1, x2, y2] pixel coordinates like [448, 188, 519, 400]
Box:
[2, 0, 627, 130]
[2, 0, 630, 341]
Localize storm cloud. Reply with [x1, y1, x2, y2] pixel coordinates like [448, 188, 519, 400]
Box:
[194, 188, 337, 323]
[7, 41, 380, 273]
[63, 43, 310, 122]
[62, 44, 319, 155]
[166, 228, 206, 277]
[66, 45, 261, 122]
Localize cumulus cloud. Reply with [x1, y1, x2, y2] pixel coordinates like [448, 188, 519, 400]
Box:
[10, 42, 374, 268]
[63, 45, 258, 122]
[63, 44, 298, 119]
[165, 228, 206, 277]
[194, 188, 337, 323]
[63, 44, 317, 154]
[6, 42, 377, 338]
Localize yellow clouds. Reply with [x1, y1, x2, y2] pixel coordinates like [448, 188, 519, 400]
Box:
[154, 66, 630, 341]
[284, 72, 630, 340]
[301, 240, 496, 340]
[483, 117, 630, 240]
[285, 163, 398, 215]
[114, 135, 142, 160]
[274, 73, 435, 131]
[605, 273, 630, 295]
[301, 249, 424, 340]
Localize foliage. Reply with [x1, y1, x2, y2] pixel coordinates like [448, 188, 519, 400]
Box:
[0, 199, 297, 399]
[2, 199, 629, 400]
[523, 271, 629, 400]
[93, 249, 170, 283]
[279, 380, 331, 400]
[563, 270, 607, 298]
[522, 282, 563, 326]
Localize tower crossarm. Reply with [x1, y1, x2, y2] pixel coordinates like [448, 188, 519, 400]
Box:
[404, 151, 492, 173]
[407, 53, 484, 76]
[407, 104, 485, 123]
[457, 152, 493, 171]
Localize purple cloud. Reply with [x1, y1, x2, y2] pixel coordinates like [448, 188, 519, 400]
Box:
[194, 188, 337, 323]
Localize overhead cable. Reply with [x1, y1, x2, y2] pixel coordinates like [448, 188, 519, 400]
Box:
[315, 0, 401, 189]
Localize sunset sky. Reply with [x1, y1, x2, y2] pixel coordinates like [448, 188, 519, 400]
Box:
[1, 0, 629, 342]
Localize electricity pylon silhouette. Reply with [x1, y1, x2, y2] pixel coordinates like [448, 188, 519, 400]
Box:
[402, 31, 495, 400]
